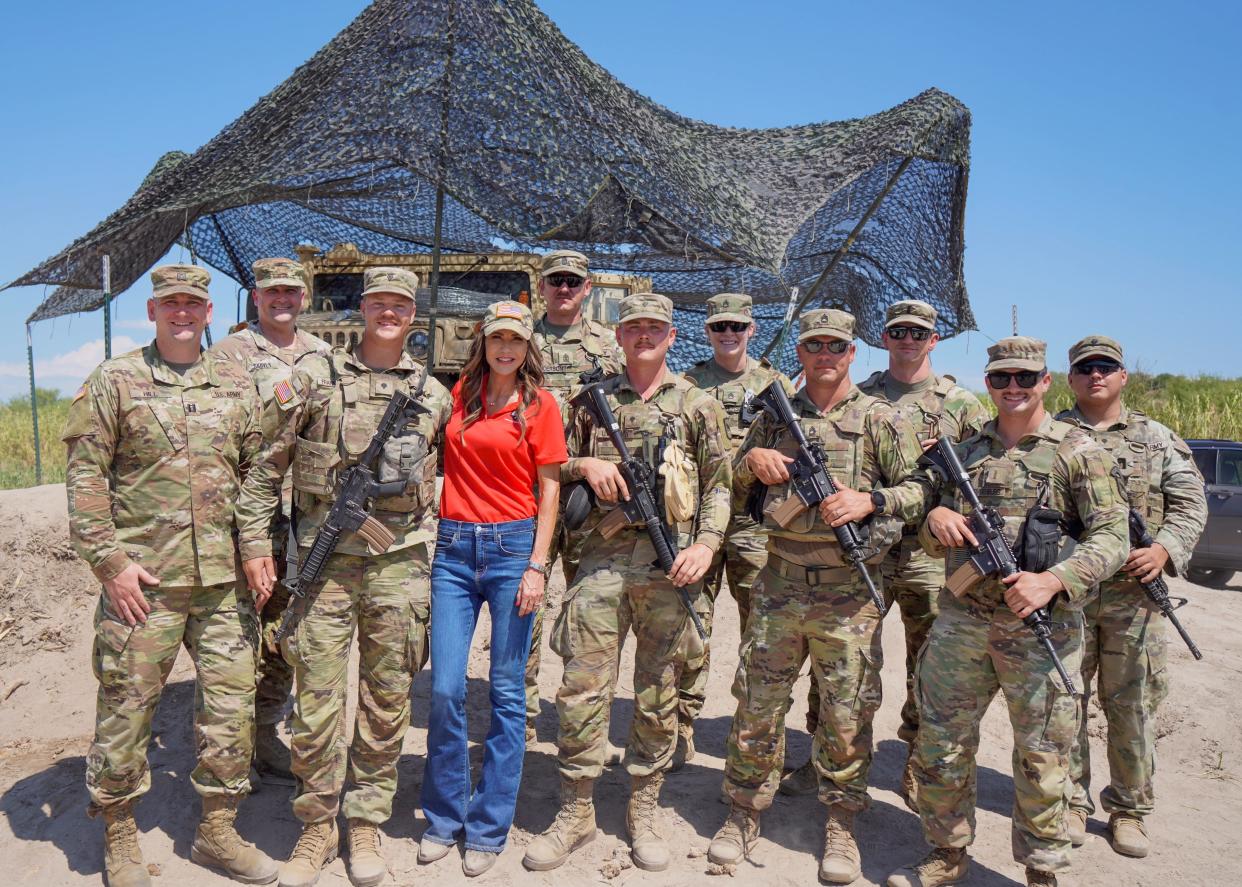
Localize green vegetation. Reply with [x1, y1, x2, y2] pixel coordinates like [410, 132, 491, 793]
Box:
[1, 388, 70, 489]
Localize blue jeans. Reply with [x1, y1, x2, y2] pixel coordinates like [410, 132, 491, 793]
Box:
[421, 517, 535, 852]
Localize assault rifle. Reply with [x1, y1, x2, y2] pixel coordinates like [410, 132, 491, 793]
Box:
[923, 436, 1079, 695]
[275, 389, 429, 642]
[569, 383, 707, 640]
[750, 382, 887, 615]
[1127, 509, 1203, 660]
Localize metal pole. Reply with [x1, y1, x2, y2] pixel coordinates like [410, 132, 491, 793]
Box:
[26, 324, 42, 486]
[102, 255, 112, 360]
[427, 185, 445, 373]
[425, 0, 457, 375]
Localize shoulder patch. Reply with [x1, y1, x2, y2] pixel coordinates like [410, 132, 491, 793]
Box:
[274, 379, 296, 406]
[72, 384, 88, 403]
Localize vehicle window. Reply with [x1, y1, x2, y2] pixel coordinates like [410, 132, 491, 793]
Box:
[1193, 448, 1217, 484]
[1218, 449, 1242, 487]
[312, 271, 530, 313]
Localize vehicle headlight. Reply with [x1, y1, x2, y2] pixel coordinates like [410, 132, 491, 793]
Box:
[406, 330, 429, 358]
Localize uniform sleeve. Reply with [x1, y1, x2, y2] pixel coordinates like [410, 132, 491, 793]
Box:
[62, 370, 130, 582]
[866, 409, 937, 524]
[560, 403, 591, 484]
[1046, 440, 1129, 602]
[731, 411, 778, 507]
[530, 389, 569, 465]
[948, 388, 990, 442]
[691, 396, 732, 552]
[1153, 429, 1209, 576]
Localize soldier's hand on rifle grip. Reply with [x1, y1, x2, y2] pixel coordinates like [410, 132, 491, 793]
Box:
[1123, 542, 1169, 584]
[821, 482, 874, 527]
[927, 506, 978, 548]
[668, 542, 713, 587]
[242, 556, 277, 611]
[579, 457, 630, 504]
[1001, 571, 1064, 620]
[745, 447, 794, 485]
[103, 563, 159, 626]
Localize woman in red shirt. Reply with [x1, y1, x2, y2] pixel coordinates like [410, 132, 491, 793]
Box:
[419, 300, 567, 876]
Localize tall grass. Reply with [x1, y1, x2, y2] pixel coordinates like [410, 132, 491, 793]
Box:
[0, 389, 70, 488]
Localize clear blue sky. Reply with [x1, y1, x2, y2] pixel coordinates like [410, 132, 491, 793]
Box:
[2, 0, 1238, 398]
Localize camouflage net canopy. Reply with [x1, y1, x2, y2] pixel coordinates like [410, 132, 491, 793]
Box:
[8, 0, 974, 375]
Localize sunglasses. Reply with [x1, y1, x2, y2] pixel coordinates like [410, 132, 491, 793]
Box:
[1071, 360, 1123, 376]
[801, 340, 850, 354]
[546, 275, 585, 289]
[886, 326, 932, 341]
[986, 370, 1044, 389]
[708, 321, 751, 333]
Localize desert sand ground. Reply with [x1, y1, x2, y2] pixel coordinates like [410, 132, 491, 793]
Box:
[1, 484, 1239, 886]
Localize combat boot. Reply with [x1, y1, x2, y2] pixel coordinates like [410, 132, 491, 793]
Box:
[1109, 812, 1150, 858]
[899, 750, 919, 814]
[1067, 807, 1088, 847]
[346, 820, 385, 887]
[670, 721, 696, 771]
[191, 794, 279, 884]
[626, 772, 670, 871]
[778, 759, 818, 796]
[886, 847, 969, 887]
[1026, 867, 1057, 887]
[819, 805, 861, 884]
[522, 777, 596, 871]
[279, 820, 339, 887]
[101, 803, 151, 887]
[255, 722, 294, 782]
[707, 803, 760, 865]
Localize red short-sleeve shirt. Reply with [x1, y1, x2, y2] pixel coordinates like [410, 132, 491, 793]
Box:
[439, 381, 568, 523]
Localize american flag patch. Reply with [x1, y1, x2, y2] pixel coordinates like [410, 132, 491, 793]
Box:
[496, 302, 524, 319]
[274, 379, 295, 405]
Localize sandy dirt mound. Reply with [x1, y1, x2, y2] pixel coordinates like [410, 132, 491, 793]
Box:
[1, 482, 1240, 885]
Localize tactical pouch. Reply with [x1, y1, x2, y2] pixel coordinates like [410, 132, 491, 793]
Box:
[660, 437, 696, 523]
[1017, 507, 1064, 573]
[291, 437, 339, 497]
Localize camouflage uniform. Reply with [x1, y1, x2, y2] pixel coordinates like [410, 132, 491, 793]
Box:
[64, 334, 265, 813]
[723, 351, 927, 815]
[1056, 337, 1206, 822]
[911, 338, 1129, 874]
[236, 338, 451, 825]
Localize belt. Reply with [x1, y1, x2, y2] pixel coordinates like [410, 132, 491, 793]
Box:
[767, 553, 852, 586]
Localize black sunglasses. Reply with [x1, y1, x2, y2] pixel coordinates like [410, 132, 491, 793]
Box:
[801, 340, 850, 354]
[546, 275, 585, 289]
[886, 326, 932, 341]
[986, 370, 1044, 389]
[1071, 360, 1123, 376]
[708, 321, 751, 333]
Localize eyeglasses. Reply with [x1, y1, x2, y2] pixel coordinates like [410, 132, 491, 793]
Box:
[986, 370, 1044, 389]
[886, 326, 932, 341]
[546, 275, 585, 290]
[800, 340, 850, 354]
[708, 321, 750, 333]
[1071, 360, 1123, 376]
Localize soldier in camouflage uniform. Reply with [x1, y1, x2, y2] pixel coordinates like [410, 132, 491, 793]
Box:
[679, 292, 791, 768]
[783, 300, 986, 799]
[1056, 335, 1206, 858]
[209, 257, 331, 782]
[525, 250, 624, 741]
[707, 308, 929, 885]
[887, 337, 1129, 887]
[236, 267, 452, 887]
[523, 293, 731, 874]
[64, 265, 278, 887]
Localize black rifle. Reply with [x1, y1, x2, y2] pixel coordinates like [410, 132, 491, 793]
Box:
[275, 389, 429, 642]
[751, 382, 887, 615]
[923, 436, 1079, 695]
[1127, 509, 1203, 660]
[569, 383, 707, 640]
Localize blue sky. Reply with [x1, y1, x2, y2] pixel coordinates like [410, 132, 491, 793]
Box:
[2, 0, 1239, 398]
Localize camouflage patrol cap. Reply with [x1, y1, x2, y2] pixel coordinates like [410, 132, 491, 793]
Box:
[539, 250, 591, 280]
[150, 263, 210, 300]
[798, 308, 855, 343]
[361, 266, 418, 301]
[986, 336, 1047, 372]
[252, 257, 306, 290]
[885, 299, 937, 330]
[706, 293, 753, 324]
[481, 299, 534, 340]
[618, 292, 673, 323]
[1068, 334, 1124, 366]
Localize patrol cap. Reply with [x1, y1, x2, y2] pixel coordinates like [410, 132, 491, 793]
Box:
[1068, 334, 1124, 367]
[985, 336, 1047, 372]
[150, 263, 210, 301]
[618, 292, 673, 324]
[885, 299, 937, 331]
[361, 266, 418, 301]
[798, 308, 855, 343]
[706, 293, 753, 324]
[481, 300, 534, 340]
[539, 250, 591, 280]
[252, 257, 306, 290]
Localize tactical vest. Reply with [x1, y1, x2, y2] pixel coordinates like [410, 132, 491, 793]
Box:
[686, 358, 780, 450]
[538, 320, 618, 404]
[860, 370, 957, 443]
[1062, 410, 1165, 530]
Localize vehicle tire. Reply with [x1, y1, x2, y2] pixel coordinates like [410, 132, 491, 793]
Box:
[1188, 567, 1235, 589]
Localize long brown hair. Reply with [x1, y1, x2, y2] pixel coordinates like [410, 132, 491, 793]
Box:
[457, 329, 546, 444]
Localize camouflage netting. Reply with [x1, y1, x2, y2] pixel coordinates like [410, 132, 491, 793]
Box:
[8, 0, 973, 374]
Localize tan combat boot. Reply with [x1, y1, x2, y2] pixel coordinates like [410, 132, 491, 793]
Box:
[1026, 867, 1057, 886]
[522, 778, 596, 871]
[707, 803, 760, 865]
[1067, 807, 1088, 847]
[670, 721, 696, 771]
[346, 820, 385, 887]
[819, 805, 861, 884]
[101, 803, 151, 887]
[886, 847, 970, 887]
[191, 794, 279, 884]
[1109, 812, 1149, 857]
[279, 820, 339, 887]
[626, 772, 670, 871]
[899, 750, 919, 814]
[779, 759, 818, 796]
[255, 722, 294, 781]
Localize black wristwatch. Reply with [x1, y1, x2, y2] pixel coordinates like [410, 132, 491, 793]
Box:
[870, 489, 887, 515]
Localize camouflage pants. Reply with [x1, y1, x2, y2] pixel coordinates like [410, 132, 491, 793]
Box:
[882, 536, 944, 745]
[525, 524, 587, 725]
[678, 515, 766, 726]
[913, 595, 1083, 872]
[281, 545, 430, 824]
[255, 558, 293, 727]
[724, 562, 884, 812]
[1068, 580, 1168, 817]
[86, 583, 259, 812]
[551, 533, 702, 781]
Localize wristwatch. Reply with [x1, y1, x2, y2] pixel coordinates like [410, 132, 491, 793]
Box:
[527, 560, 550, 577]
[869, 489, 887, 515]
